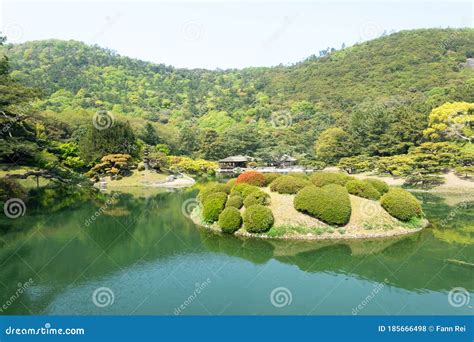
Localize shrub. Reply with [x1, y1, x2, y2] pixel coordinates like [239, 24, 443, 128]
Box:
[263, 173, 282, 186]
[243, 189, 270, 207]
[380, 188, 422, 221]
[230, 183, 259, 198]
[365, 178, 390, 194]
[243, 205, 275, 233]
[199, 183, 230, 203]
[345, 179, 381, 200]
[226, 178, 237, 187]
[310, 172, 353, 187]
[294, 184, 351, 226]
[235, 171, 265, 186]
[0, 178, 28, 202]
[202, 192, 228, 223]
[269, 175, 310, 194]
[218, 207, 242, 233]
[226, 195, 243, 209]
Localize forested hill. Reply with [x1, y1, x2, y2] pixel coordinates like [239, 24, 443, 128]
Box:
[2, 28, 474, 160]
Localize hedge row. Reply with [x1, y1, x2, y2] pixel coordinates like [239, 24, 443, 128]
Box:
[294, 184, 351, 225]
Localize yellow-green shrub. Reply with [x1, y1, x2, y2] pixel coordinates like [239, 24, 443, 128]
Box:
[226, 194, 243, 209]
[243, 205, 275, 233]
[218, 207, 242, 233]
[345, 179, 381, 200]
[269, 175, 310, 194]
[202, 192, 227, 223]
[243, 189, 270, 207]
[310, 172, 353, 187]
[380, 188, 422, 221]
[365, 178, 390, 194]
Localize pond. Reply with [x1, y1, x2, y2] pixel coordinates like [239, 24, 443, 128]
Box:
[0, 186, 472, 315]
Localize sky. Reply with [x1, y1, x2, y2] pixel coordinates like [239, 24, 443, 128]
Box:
[0, 0, 472, 69]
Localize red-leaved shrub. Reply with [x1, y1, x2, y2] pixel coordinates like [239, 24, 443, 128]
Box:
[235, 171, 265, 186]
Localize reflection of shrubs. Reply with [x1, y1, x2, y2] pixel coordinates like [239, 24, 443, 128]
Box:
[218, 207, 242, 233]
[236, 171, 265, 186]
[269, 175, 310, 194]
[231, 183, 259, 198]
[294, 184, 351, 225]
[263, 173, 282, 186]
[202, 192, 227, 223]
[380, 188, 422, 221]
[243, 189, 270, 207]
[199, 183, 230, 203]
[310, 172, 353, 187]
[365, 178, 389, 194]
[243, 204, 275, 233]
[346, 179, 381, 200]
[226, 195, 243, 209]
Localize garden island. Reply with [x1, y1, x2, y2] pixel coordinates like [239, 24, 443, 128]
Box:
[192, 170, 428, 240]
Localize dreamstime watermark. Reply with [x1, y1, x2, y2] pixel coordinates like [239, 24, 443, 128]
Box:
[270, 111, 292, 129]
[182, 21, 203, 41]
[181, 197, 202, 219]
[359, 21, 383, 41]
[3, 198, 26, 219]
[84, 192, 120, 227]
[352, 278, 388, 315]
[360, 199, 379, 219]
[174, 278, 212, 315]
[92, 287, 115, 308]
[5, 323, 85, 336]
[270, 287, 292, 308]
[0, 111, 24, 136]
[439, 193, 474, 228]
[92, 110, 115, 130]
[0, 278, 34, 313]
[2, 22, 23, 42]
[448, 287, 470, 308]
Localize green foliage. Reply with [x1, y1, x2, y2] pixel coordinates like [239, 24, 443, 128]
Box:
[364, 178, 389, 194]
[85, 154, 133, 180]
[380, 188, 422, 221]
[218, 207, 242, 233]
[310, 172, 353, 187]
[315, 127, 353, 164]
[198, 183, 231, 203]
[230, 183, 259, 198]
[263, 173, 282, 186]
[338, 155, 377, 174]
[345, 179, 381, 200]
[269, 175, 310, 194]
[243, 189, 270, 207]
[226, 194, 243, 209]
[423, 102, 474, 142]
[78, 120, 139, 163]
[294, 184, 351, 225]
[0, 178, 28, 201]
[202, 192, 228, 223]
[167, 156, 217, 176]
[243, 204, 275, 233]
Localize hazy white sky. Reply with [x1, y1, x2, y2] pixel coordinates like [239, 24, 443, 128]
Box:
[0, 0, 472, 69]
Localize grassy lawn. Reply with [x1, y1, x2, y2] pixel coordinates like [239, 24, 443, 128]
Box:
[104, 170, 168, 187]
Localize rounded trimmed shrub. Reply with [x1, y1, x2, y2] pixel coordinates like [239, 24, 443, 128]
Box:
[243, 189, 270, 207]
[345, 179, 381, 200]
[230, 183, 259, 198]
[310, 172, 353, 187]
[226, 178, 237, 188]
[380, 188, 422, 221]
[243, 204, 275, 233]
[263, 173, 282, 186]
[218, 207, 242, 233]
[199, 183, 230, 203]
[269, 175, 310, 194]
[202, 192, 228, 223]
[226, 194, 243, 209]
[235, 171, 265, 186]
[294, 184, 351, 226]
[365, 178, 389, 194]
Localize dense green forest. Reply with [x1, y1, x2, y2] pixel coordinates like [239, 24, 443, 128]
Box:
[0, 28, 473, 188]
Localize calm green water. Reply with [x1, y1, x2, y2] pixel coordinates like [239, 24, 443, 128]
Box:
[0, 187, 472, 315]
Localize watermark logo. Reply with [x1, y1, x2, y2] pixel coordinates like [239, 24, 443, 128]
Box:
[448, 287, 470, 308]
[352, 279, 388, 315]
[92, 287, 115, 308]
[181, 198, 202, 219]
[3, 198, 26, 219]
[92, 110, 115, 131]
[182, 21, 203, 41]
[270, 111, 292, 129]
[270, 287, 292, 308]
[360, 200, 379, 219]
[2, 22, 23, 42]
[0, 278, 34, 313]
[359, 21, 383, 41]
[174, 278, 212, 315]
